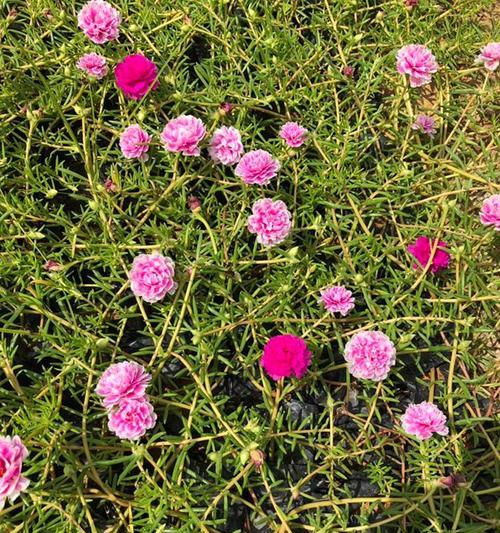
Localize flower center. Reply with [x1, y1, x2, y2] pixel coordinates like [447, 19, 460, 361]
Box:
[0, 458, 6, 478]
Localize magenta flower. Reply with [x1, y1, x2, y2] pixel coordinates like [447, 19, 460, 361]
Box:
[475, 42, 500, 71]
[247, 198, 292, 247]
[235, 150, 280, 185]
[107, 397, 157, 440]
[77, 0, 121, 44]
[407, 236, 450, 273]
[95, 361, 152, 409]
[343, 331, 396, 381]
[129, 253, 177, 303]
[161, 115, 206, 156]
[279, 122, 308, 148]
[260, 334, 311, 380]
[396, 44, 438, 87]
[411, 114, 437, 137]
[114, 54, 159, 100]
[77, 53, 108, 79]
[480, 194, 500, 230]
[119, 124, 152, 161]
[209, 126, 244, 165]
[319, 285, 355, 316]
[0, 435, 29, 511]
[401, 402, 448, 440]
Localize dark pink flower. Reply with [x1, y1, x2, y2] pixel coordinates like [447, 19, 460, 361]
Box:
[95, 361, 151, 409]
[405, 0, 419, 6]
[279, 122, 308, 148]
[247, 198, 292, 247]
[479, 194, 500, 230]
[401, 402, 448, 440]
[319, 285, 355, 316]
[342, 65, 354, 77]
[407, 236, 450, 273]
[0, 435, 29, 511]
[129, 253, 177, 303]
[104, 178, 117, 192]
[475, 42, 500, 71]
[235, 150, 280, 185]
[260, 334, 311, 380]
[77, 0, 121, 44]
[411, 114, 437, 137]
[209, 126, 244, 165]
[107, 397, 157, 440]
[397, 44, 438, 87]
[220, 102, 234, 115]
[160, 115, 206, 156]
[114, 54, 159, 100]
[77, 53, 108, 79]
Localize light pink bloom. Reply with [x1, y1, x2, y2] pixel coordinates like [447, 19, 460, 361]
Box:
[260, 334, 311, 380]
[401, 402, 448, 440]
[247, 198, 292, 247]
[119, 124, 152, 160]
[107, 397, 157, 440]
[319, 285, 355, 316]
[407, 236, 450, 273]
[95, 361, 151, 409]
[475, 42, 500, 71]
[235, 150, 280, 185]
[0, 435, 29, 511]
[411, 114, 437, 137]
[77, 0, 121, 44]
[343, 331, 396, 381]
[161, 115, 206, 156]
[279, 122, 308, 148]
[209, 126, 244, 165]
[129, 253, 177, 303]
[396, 44, 438, 87]
[480, 194, 500, 230]
[114, 54, 159, 100]
[77, 53, 108, 79]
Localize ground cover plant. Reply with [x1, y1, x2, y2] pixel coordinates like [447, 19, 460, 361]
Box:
[0, 0, 499, 531]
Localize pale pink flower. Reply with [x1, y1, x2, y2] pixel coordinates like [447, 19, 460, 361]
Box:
[209, 126, 244, 165]
[401, 402, 448, 440]
[235, 150, 280, 185]
[161, 115, 206, 156]
[77, 0, 121, 44]
[114, 54, 159, 100]
[411, 114, 437, 137]
[77, 53, 108, 79]
[107, 397, 157, 440]
[319, 285, 355, 316]
[129, 253, 177, 303]
[247, 198, 292, 247]
[119, 124, 152, 161]
[44, 259, 63, 272]
[396, 44, 438, 87]
[260, 334, 311, 380]
[475, 42, 500, 71]
[104, 178, 117, 192]
[479, 194, 500, 230]
[343, 331, 396, 381]
[0, 436, 29, 511]
[95, 361, 151, 409]
[279, 122, 308, 148]
[407, 236, 450, 273]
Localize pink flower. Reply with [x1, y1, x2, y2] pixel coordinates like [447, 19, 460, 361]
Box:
[77, 0, 121, 44]
[260, 334, 311, 380]
[247, 198, 292, 247]
[343, 331, 396, 381]
[411, 114, 437, 137]
[396, 44, 438, 88]
[95, 361, 151, 409]
[77, 53, 108, 79]
[475, 42, 500, 71]
[114, 54, 159, 100]
[342, 65, 354, 77]
[235, 150, 280, 185]
[129, 253, 177, 303]
[160, 115, 206, 156]
[220, 102, 234, 115]
[479, 194, 500, 230]
[407, 236, 450, 273]
[209, 126, 244, 165]
[405, 0, 419, 6]
[104, 178, 117, 192]
[319, 285, 355, 316]
[107, 397, 157, 440]
[119, 124, 152, 160]
[401, 402, 448, 440]
[279, 122, 308, 148]
[44, 259, 62, 272]
[0, 435, 29, 511]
